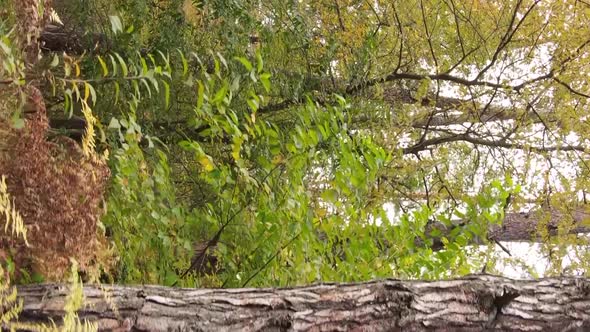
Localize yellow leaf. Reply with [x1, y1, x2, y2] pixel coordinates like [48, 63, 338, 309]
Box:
[198, 155, 215, 172]
[84, 83, 90, 102]
[232, 137, 243, 162]
[271, 154, 284, 165]
[315, 208, 327, 218]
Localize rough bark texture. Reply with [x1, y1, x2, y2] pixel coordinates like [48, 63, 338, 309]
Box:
[15, 275, 590, 331]
[40, 24, 111, 55]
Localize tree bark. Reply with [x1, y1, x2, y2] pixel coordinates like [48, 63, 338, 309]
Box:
[14, 275, 590, 331]
[489, 208, 590, 242]
[418, 207, 590, 252]
[40, 24, 110, 55]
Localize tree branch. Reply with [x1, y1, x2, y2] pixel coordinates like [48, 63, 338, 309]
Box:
[402, 133, 586, 155]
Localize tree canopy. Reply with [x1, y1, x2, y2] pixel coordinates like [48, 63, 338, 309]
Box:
[1, 0, 590, 291]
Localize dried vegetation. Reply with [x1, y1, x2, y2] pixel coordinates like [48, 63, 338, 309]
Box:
[0, 0, 112, 281]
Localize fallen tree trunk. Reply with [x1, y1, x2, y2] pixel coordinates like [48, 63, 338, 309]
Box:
[15, 275, 590, 331]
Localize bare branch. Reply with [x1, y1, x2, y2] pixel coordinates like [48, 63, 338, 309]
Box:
[402, 133, 586, 155]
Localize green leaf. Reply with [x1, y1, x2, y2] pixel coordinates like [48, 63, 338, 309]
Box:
[232, 136, 243, 161]
[164, 271, 178, 286]
[85, 83, 97, 105]
[140, 78, 152, 97]
[163, 80, 170, 109]
[178, 49, 188, 77]
[114, 81, 120, 104]
[416, 78, 431, 101]
[0, 39, 10, 53]
[132, 80, 142, 98]
[247, 98, 259, 112]
[158, 50, 171, 74]
[322, 189, 339, 203]
[213, 57, 220, 74]
[260, 73, 271, 92]
[109, 15, 123, 34]
[196, 81, 204, 111]
[230, 76, 240, 92]
[150, 76, 159, 92]
[139, 55, 149, 75]
[64, 90, 71, 115]
[212, 83, 228, 104]
[115, 53, 128, 77]
[235, 57, 253, 71]
[256, 50, 263, 73]
[50, 54, 59, 67]
[11, 116, 25, 129]
[108, 117, 121, 129]
[217, 52, 228, 69]
[108, 54, 118, 76]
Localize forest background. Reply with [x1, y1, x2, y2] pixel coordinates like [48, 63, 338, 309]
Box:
[1, 0, 590, 292]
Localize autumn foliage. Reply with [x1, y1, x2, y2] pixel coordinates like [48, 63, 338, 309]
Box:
[0, 0, 111, 281]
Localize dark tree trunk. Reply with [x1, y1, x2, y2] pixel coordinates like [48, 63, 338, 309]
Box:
[40, 24, 110, 55]
[425, 207, 590, 251]
[14, 275, 590, 331]
[47, 116, 86, 143]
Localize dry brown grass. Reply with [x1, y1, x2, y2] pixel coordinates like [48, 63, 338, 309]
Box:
[0, 0, 113, 281]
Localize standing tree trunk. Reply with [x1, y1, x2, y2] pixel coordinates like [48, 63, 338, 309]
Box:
[14, 275, 590, 331]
